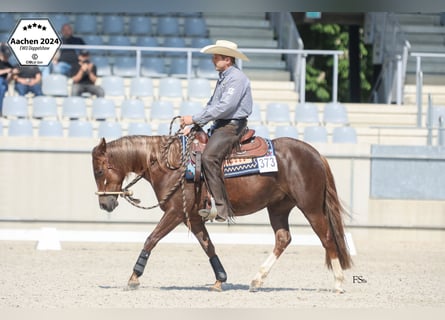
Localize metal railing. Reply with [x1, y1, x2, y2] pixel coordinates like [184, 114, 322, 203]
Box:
[62, 44, 343, 103]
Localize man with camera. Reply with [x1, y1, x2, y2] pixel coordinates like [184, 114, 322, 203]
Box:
[70, 50, 104, 97]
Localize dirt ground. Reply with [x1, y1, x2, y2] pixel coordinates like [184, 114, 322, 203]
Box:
[0, 226, 444, 311]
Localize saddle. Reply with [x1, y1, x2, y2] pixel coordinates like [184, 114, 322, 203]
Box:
[190, 128, 268, 162]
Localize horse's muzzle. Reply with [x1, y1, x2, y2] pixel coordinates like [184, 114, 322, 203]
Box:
[99, 196, 119, 212]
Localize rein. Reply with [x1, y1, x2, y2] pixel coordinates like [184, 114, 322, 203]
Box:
[104, 117, 198, 226]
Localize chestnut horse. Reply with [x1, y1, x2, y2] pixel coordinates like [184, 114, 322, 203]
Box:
[91, 133, 352, 293]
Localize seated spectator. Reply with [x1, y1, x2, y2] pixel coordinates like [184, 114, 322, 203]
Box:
[51, 23, 85, 76]
[12, 65, 43, 96]
[71, 50, 104, 97]
[0, 43, 13, 116]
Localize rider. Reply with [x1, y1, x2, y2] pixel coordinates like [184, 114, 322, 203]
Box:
[181, 40, 253, 222]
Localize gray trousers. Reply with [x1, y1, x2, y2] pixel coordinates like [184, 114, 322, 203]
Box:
[71, 83, 105, 97]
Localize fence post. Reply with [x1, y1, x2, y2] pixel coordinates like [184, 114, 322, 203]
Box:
[396, 55, 402, 105]
[332, 53, 338, 103]
[299, 54, 306, 103]
[416, 56, 423, 127]
[427, 93, 433, 146]
[439, 116, 445, 147]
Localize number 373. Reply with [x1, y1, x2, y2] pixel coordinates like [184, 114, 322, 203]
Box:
[257, 155, 278, 173]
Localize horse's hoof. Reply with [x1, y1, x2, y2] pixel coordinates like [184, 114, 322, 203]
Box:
[126, 280, 140, 291]
[249, 280, 262, 292]
[209, 280, 223, 292]
[334, 288, 345, 294]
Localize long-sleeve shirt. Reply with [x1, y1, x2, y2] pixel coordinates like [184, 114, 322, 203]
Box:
[192, 65, 252, 127]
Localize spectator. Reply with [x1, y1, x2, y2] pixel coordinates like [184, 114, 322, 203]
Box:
[52, 23, 85, 76]
[12, 65, 43, 96]
[0, 43, 13, 116]
[71, 50, 104, 97]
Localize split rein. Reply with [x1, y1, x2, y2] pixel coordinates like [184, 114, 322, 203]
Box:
[97, 116, 197, 224]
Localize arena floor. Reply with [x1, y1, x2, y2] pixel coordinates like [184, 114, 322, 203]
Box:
[0, 224, 444, 309]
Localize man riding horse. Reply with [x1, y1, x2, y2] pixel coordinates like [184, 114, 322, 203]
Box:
[181, 40, 252, 222]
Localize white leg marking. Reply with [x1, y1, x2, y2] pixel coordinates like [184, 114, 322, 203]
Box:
[331, 258, 345, 293]
[250, 253, 277, 291]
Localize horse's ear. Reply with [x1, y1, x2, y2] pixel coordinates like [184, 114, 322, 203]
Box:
[93, 138, 107, 155]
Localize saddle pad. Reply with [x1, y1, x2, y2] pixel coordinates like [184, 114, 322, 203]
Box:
[181, 136, 277, 180]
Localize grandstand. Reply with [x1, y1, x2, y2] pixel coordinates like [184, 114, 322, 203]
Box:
[0, 12, 444, 229]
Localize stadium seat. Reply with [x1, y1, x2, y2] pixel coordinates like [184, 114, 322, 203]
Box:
[187, 77, 211, 100]
[158, 77, 183, 100]
[107, 35, 132, 55]
[48, 14, 71, 33]
[191, 38, 213, 58]
[120, 99, 146, 120]
[74, 14, 97, 34]
[2, 96, 29, 118]
[323, 102, 348, 125]
[91, 56, 112, 76]
[274, 125, 299, 139]
[97, 121, 122, 140]
[248, 103, 263, 125]
[32, 96, 58, 119]
[163, 37, 186, 57]
[169, 57, 188, 77]
[294, 102, 320, 124]
[129, 77, 154, 98]
[102, 14, 125, 35]
[141, 57, 168, 77]
[62, 97, 88, 120]
[332, 126, 358, 143]
[136, 36, 159, 56]
[42, 74, 69, 96]
[68, 120, 94, 138]
[196, 58, 217, 79]
[303, 126, 328, 143]
[91, 98, 116, 120]
[252, 125, 270, 139]
[8, 118, 33, 136]
[0, 13, 15, 32]
[157, 122, 180, 135]
[83, 35, 104, 55]
[266, 103, 291, 124]
[184, 17, 208, 37]
[127, 122, 153, 136]
[150, 100, 175, 121]
[100, 76, 126, 97]
[113, 56, 138, 77]
[129, 16, 153, 35]
[179, 100, 203, 115]
[156, 16, 180, 36]
[38, 120, 64, 137]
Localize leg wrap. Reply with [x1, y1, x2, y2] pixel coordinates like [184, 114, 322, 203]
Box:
[133, 249, 150, 277]
[210, 255, 227, 282]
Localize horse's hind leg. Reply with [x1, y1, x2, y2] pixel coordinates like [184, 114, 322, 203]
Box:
[250, 206, 292, 292]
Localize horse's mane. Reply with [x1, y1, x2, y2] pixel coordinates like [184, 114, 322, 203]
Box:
[106, 135, 181, 173]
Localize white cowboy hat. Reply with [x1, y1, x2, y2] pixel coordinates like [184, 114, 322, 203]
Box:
[200, 40, 249, 61]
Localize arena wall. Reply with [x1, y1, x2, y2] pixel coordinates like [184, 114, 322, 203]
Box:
[0, 137, 443, 229]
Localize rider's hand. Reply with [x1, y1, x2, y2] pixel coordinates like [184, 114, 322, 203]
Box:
[180, 115, 194, 128]
[181, 125, 192, 135]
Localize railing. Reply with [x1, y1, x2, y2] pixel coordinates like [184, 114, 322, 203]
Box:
[62, 44, 343, 103]
[365, 13, 410, 105]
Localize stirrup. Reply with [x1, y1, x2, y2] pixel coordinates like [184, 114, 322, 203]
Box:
[198, 197, 218, 221]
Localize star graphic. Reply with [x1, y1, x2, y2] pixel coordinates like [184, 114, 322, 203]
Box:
[38, 24, 42, 29]
[33, 22, 37, 28]
[23, 26, 27, 31]
[28, 24, 32, 29]
[42, 26, 46, 31]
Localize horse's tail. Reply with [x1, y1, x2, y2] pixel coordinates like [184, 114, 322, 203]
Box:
[321, 155, 353, 270]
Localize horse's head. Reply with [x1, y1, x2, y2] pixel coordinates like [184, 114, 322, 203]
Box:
[92, 138, 125, 212]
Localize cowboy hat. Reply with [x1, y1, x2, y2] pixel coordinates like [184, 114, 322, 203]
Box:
[200, 40, 249, 61]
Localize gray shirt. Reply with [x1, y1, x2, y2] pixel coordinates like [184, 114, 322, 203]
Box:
[192, 65, 253, 126]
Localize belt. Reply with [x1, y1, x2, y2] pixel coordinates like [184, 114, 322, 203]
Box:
[214, 118, 247, 127]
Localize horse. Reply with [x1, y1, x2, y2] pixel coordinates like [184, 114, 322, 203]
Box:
[91, 130, 353, 293]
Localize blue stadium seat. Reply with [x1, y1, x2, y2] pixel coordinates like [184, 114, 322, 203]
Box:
[8, 118, 33, 136]
[323, 102, 348, 125]
[158, 77, 183, 100]
[38, 120, 64, 137]
[113, 56, 138, 77]
[100, 76, 126, 97]
[157, 122, 180, 135]
[42, 74, 69, 97]
[179, 100, 203, 115]
[97, 121, 122, 140]
[332, 126, 358, 143]
[248, 103, 263, 125]
[74, 14, 98, 34]
[169, 57, 188, 77]
[102, 14, 125, 35]
[127, 122, 153, 136]
[2, 96, 29, 118]
[163, 37, 186, 57]
[91, 98, 116, 120]
[252, 125, 270, 139]
[0, 13, 15, 32]
[294, 102, 320, 124]
[32, 96, 58, 119]
[266, 103, 291, 124]
[107, 35, 132, 56]
[48, 14, 71, 33]
[274, 125, 299, 139]
[156, 16, 180, 36]
[120, 99, 146, 120]
[83, 35, 105, 55]
[196, 58, 217, 79]
[129, 16, 153, 35]
[150, 100, 175, 121]
[141, 57, 168, 77]
[187, 77, 211, 100]
[68, 120, 93, 138]
[136, 36, 159, 56]
[91, 56, 112, 76]
[184, 17, 208, 37]
[303, 126, 328, 143]
[129, 77, 154, 98]
[62, 97, 88, 120]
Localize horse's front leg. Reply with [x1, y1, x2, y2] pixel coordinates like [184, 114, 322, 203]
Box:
[189, 217, 227, 292]
[127, 210, 182, 290]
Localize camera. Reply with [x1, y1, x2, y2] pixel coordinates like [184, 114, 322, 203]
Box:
[82, 60, 90, 64]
